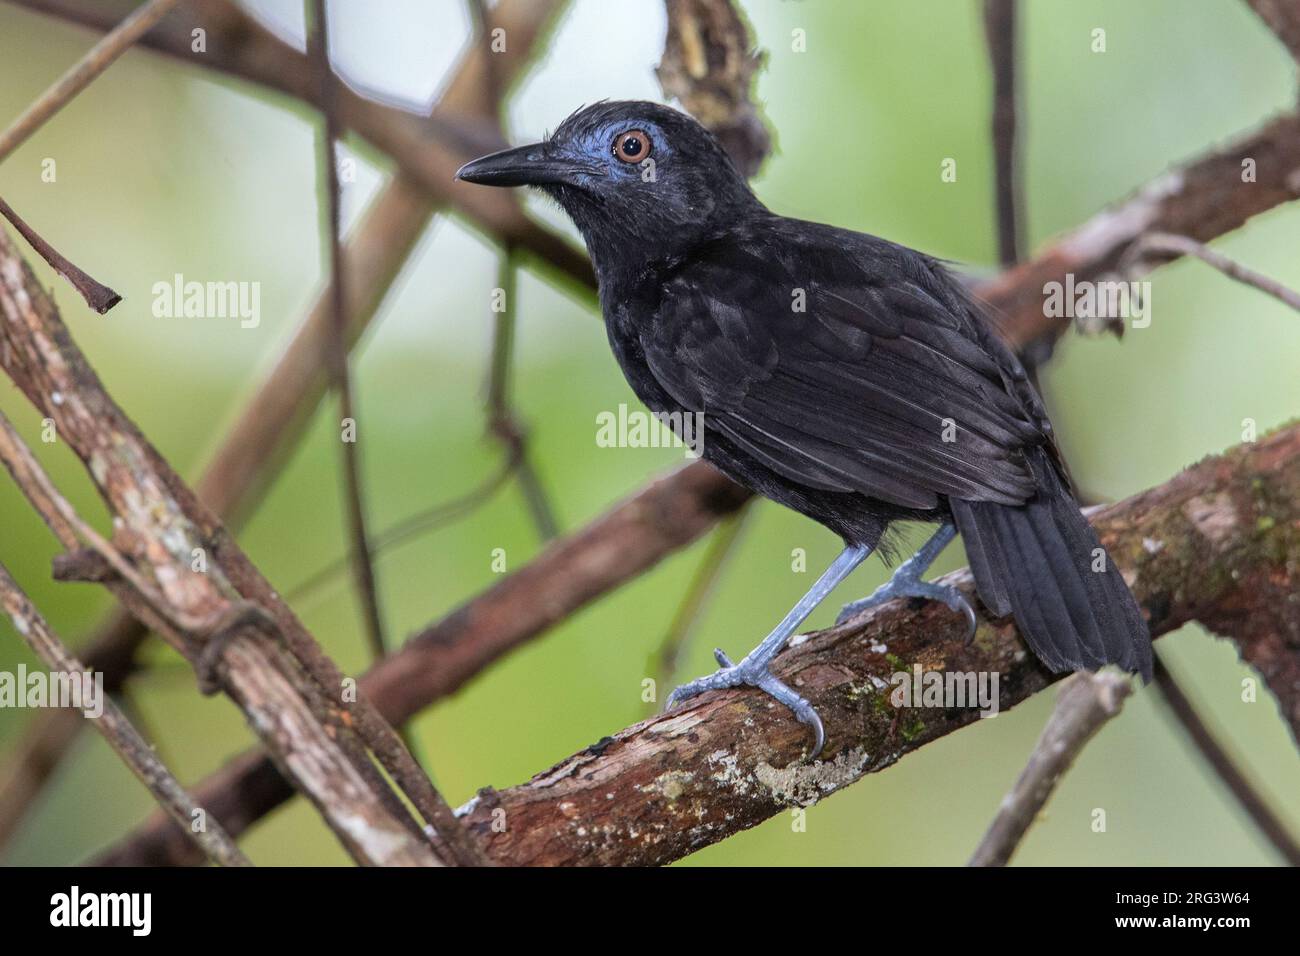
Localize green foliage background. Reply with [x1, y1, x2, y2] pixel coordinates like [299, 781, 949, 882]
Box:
[0, 0, 1297, 865]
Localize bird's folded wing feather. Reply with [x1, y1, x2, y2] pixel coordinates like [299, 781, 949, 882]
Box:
[640, 235, 1046, 510]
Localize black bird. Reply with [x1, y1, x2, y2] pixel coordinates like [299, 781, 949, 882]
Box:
[457, 101, 1152, 757]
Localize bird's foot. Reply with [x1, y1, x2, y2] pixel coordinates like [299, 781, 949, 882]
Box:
[665, 647, 826, 760]
[835, 568, 977, 640]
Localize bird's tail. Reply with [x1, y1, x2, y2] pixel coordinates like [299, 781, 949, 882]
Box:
[950, 447, 1152, 681]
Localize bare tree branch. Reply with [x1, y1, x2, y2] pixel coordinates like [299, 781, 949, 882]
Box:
[95, 461, 753, 864]
[285, 452, 520, 610]
[0, 0, 180, 162]
[968, 672, 1132, 867]
[0, 225, 446, 866]
[308, 0, 388, 663]
[98, 423, 1300, 864]
[983, 0, 1022, 266]
[1121, 231, 1300, 312]
[0, 0, 566, 853]
[980, 111, 1300, 355]
[9, 0, 596, 287]
[446, 425, 1299, 866]
[0, 557, 251, 867]
[486, 246, 560, 541]
[0, 196, 119, 312]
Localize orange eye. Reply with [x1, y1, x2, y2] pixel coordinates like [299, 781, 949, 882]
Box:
[613, 129, 652, 164]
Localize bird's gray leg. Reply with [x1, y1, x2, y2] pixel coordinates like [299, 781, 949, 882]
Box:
[664, 544, 871, 760]
[834, 523, 976, 638]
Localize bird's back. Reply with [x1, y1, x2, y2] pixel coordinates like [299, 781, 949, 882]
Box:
[600, 212, 1055, 548]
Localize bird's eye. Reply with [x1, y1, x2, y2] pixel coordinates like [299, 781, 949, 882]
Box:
[613, 129, 652, 164]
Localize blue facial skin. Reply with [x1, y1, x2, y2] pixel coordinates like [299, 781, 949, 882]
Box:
[547, 117, 673, 188]
[456, 101, 759, 268]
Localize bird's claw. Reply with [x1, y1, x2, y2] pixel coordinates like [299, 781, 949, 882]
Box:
[836, 575, 977, 643]
[665, 651, 826, 761]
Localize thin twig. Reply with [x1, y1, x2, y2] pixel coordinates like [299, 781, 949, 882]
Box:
[467, 0, 534, 509]
[113, 686, 176, 773]
[648, 504, 750, 709]
[1121, 231, 1300, 313]
[308, 0, 388, 663]
[302, 1, 490, 866]
[0, 0, 181, 163]
[468, 0, 500, 113]
[9, 0, 596, 288]
[0, 196, 119, 313]
[0, 561, 251, 867]
[983, 0, 1022, 266]
[1152, 653, 1300, 865]
[978, 112, 1300, 355]
[969, 672, 1133, 867]
[285, 451, 520, 609]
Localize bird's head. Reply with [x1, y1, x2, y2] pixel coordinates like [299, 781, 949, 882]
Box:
[456, 101, 759, 275]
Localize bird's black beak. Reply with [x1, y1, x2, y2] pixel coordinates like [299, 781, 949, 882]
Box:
[455, 143, 598, 187]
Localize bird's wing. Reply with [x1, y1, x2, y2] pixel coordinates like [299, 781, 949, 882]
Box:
[640, 228, 1047, 510]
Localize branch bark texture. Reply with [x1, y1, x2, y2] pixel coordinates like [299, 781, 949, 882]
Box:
[0, 228, 441, 866]
[448, 424, 1300, 865]
[0, 0, 565, 853]
[102, 424, 1300, 864]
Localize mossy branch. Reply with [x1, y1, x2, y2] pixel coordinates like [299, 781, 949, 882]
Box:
[453, 424, 1300, 865]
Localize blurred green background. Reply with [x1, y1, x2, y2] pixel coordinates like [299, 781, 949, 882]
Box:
[0, 0, 1297, 866]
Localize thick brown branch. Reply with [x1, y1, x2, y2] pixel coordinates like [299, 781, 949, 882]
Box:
[449, 425, 1300, 865]
[980, 111, 1300, 354]
[94, 460, 752, 865]
[98, 423, 1300, 865]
